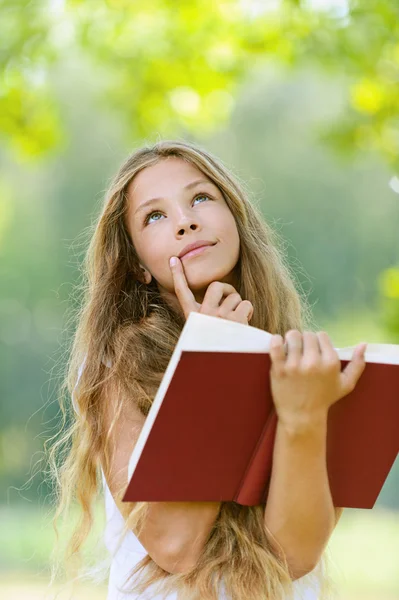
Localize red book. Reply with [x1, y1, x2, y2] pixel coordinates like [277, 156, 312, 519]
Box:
[122, 313, 399, 509]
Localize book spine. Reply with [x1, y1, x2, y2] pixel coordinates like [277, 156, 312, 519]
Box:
[235, 409, 278, 506]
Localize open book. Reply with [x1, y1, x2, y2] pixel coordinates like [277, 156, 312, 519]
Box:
[122, 313, 399, 509]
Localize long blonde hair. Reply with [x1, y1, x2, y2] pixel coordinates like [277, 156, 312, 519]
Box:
[48, 138, 336, 599]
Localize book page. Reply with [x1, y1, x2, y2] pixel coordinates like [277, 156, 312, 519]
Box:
[181, 312, 273, 352]
[183, 314, 399, 364]
[336, 343, 399, 365]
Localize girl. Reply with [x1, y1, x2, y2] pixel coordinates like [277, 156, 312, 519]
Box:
[50, 139, 367, 600]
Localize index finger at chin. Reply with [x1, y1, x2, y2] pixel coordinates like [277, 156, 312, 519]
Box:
[170, 256, 186, 285]
[170, 258, 196, 310]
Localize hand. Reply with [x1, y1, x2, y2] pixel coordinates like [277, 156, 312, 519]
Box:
[169, 256, 254, 325]
[269, 330, 368, 428]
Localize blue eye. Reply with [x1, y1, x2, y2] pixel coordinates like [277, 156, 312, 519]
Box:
[144, 194, 210, 225]
[193, 194, 209, 206]
[145, 211, 163, 224]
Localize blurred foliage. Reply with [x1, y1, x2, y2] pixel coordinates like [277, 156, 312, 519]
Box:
[378, 265, 399, 336]
[0, 0, 63, 157]
[1, 0, 399, 167]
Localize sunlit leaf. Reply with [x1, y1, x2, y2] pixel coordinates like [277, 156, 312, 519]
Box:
[379, 267, 399, 300]
[0, 0, 398, 167]
[350, 79, 385, 114]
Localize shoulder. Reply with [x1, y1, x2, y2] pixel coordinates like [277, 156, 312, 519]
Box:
[100, 375, 146, 500]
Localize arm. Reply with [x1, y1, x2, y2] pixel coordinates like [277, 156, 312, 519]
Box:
[263, 412, 343, 580]
[101, 378, 221, 574]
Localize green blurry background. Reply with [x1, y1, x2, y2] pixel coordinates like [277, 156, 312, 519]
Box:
[1, 0, 398, 598]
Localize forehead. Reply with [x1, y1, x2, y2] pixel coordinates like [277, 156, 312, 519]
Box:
[126, 157, 213, 208]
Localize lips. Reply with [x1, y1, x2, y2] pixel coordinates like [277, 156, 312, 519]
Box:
[178, 240, 216, 259]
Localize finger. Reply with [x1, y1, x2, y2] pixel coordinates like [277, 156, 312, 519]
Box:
[218, 292, 242, 317]
[201, 282, 240, 313]
[340, 343, 368, 396]
[230, 300, 253, 323]
[285, 330, 303, 367]
[269, 334, 286, 370]
[316, 331, 338, 361]
[302, 332, 322, 360]
[169, 256, 199, 317]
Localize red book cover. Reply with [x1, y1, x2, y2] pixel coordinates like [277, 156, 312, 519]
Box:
[122, 314, 399, 509]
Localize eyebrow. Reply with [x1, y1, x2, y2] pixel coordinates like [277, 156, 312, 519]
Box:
[133, 179, 215, 217]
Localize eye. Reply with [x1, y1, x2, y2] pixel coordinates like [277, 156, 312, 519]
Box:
[193, 194, 210, 206]
[144, 194, 211, 225]
[144, 210, 163, 225]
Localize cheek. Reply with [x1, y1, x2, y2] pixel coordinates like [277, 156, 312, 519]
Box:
[142, 244, 164, 272]
[138, 234, 173, 283]
[219, 211, 240, 249]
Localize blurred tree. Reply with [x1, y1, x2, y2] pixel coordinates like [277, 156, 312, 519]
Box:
[1, 0, 399, 168]
[378, 264, 399, 337]
[0, 0, 63, 157]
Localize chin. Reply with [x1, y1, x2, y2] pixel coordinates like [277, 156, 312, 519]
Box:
[185, 267, 233, 291]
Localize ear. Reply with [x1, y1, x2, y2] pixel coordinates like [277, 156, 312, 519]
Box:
[139, 265, 152, 285]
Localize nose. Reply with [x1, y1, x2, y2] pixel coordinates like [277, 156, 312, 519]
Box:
[175, 209, 201, 236]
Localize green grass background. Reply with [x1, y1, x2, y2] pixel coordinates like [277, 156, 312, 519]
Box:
[0, 504, 398, 599]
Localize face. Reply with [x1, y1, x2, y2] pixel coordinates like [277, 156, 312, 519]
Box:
[125, 156, 241, 306]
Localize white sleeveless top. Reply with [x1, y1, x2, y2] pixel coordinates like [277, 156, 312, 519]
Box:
[73, 357, 321, 599]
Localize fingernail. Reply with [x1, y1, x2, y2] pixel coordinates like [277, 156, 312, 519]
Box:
[170, 257, 177, 267]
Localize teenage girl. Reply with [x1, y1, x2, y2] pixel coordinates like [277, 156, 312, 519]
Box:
[51, 139, 367, 600]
